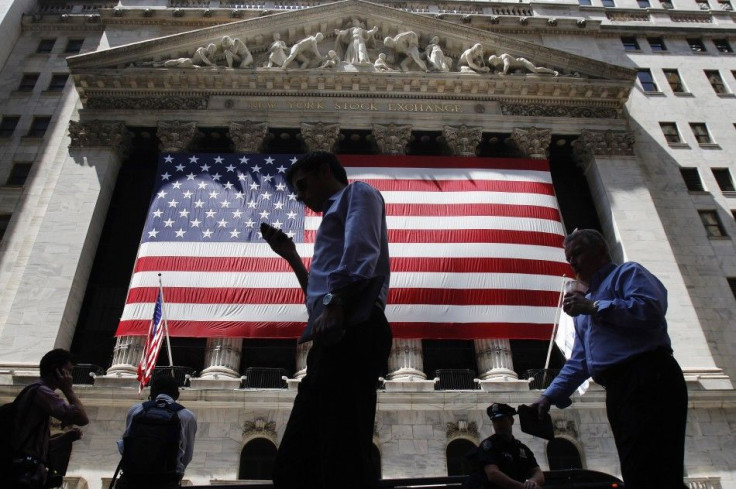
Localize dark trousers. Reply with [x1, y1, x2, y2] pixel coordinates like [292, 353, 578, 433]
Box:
[603, 350, 688, 489]
[273, 307, 392, 489]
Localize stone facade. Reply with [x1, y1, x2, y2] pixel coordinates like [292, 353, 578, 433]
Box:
[1, 0, 736, 488]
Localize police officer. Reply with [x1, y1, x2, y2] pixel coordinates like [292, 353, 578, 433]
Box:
[465, 403, 545, 489]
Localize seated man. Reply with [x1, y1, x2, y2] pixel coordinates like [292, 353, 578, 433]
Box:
[465, 403, 544, 489]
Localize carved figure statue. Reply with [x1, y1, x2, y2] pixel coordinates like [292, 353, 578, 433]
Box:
[458, 43, 489, 73]
[488, 53, 558, 76]
[383, 31, 428, 72]
[425, 36, 451, 72]
[318, 50, 340, 69]
[282, 32, 325, 69]
[218, 36, 252, 68]
[163, 43, 217, 68]
[334, 19, 378, 66]
[373, 53, 399, 72]
[266, 32, 288, 68]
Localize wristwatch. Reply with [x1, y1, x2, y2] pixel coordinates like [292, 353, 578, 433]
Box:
[322, 292, 345, 307]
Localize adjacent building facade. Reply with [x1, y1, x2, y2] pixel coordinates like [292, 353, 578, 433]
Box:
[1, 0, 736, 487]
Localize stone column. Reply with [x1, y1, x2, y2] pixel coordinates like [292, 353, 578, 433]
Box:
[157, 121, 201, 152]
[104, 335, 146, 378]
[509, 127, 552, 160]
[372, 124, 413, 155]
[572, 129, 731, 389]
[443, 125, 483, 156]
[189, 337, 243, 389]
[286, 341, 311, 389]
[300, 122, 340, 152]
[228, 121, 268, 152]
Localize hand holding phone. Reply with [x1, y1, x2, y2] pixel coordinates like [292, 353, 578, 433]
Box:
[260, 222, 296, 259]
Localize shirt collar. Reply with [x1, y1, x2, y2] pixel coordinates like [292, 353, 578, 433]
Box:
[589, 262, 617, 291]
[154, 393, 175, 403]
[321, 185, 348, 213]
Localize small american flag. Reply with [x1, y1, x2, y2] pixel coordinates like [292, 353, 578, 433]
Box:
[137, 290, 165, 391]
[117, 154, 571, 340]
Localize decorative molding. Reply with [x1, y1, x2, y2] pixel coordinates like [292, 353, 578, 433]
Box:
[443, 125, 482, 156]
[242, 418, 277, 438]
[372, 124, 413, 155]
[228, 121, 268, 153]
[553, 419, 578, 439]
[86, 96, 209, 111]
[509, 127, 551, 159]
[500, 103, 620, 119]
[446, 420, 479, 440]
[300, 122, 340, 152]
[572, 129, 636, 158]
[157, 121, 201, 152]
[68, 120, 131, 157]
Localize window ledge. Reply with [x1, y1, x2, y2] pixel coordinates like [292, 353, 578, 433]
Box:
[673, 92, 694, 97]
[722, 191, 736, 197]
[699, 143, 721, 149]
[649, 50, 670, 54]
[644, 90, 666, 96]
[688, 190, 711, 195]
[717, 93, 736, 98]
[708, 235, 731, 240]
[668, 142, 690, 148]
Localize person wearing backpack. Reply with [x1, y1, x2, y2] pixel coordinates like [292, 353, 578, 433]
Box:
[0, 348, 89, 489]
[115, 374, 197, 489]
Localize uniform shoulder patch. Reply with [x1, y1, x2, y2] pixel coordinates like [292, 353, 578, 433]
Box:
[481, 439, 493, 452]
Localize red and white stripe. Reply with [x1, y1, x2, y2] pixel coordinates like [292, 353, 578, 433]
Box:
[118, 155, 571, 340]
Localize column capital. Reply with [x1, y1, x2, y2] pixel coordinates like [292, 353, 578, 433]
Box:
[509, 127, 552, 159]
[372, 123, 413, 155]
[300, 122, 340, 152]
[442, 125, 482, 156]
[572, 129, 636, 159]
[68, 120, 131, 157]
[157, 121, 201, 153]
[228, 121, 268, 153]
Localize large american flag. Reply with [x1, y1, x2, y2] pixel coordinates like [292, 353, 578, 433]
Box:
[116, 154, 571, 340]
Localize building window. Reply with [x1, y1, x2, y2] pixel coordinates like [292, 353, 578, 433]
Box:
[579, 0, 592, 5]
[27, 117, 51, 138]
[18, 73, 39, 92]
[601, 0, 615, 6]
[688, 38, 707, 52]
[47, 74, 69, 92]
[663, 69, 685, 93]
[0, 214, 10, 242]
[696, 0, 710, 9]
[0, 116, 20, 137]
[238, 438, 277, 480]
[547, 438, 583, 470]
[637, 0, 651, 6]
[680, 168, 705, 191]
[660, 0, 673, 7]
[660, 122, 681, 143]
[648, 37, 667, 51]
[718, 0, 733, 9]
[728, 278, 736, 299]
[6, 163, 32, 186]
[637, 69, 658, 92]
[37, 39, 56, 53]
[690, 123, 713, 144]
[706, 70, 729, 94]
[64, 39, 84, 54]
[621, 36, 640, 51]
[699, 210, 727, 237]
[714, 39, 733, 53]
[712, 168, 736, 191]
[447, 439, 477, 476]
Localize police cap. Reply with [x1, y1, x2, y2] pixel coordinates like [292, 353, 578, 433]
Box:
[487, 402, 517, 420]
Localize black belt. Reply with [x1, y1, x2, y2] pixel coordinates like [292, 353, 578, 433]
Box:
[594, 347, 672, 387]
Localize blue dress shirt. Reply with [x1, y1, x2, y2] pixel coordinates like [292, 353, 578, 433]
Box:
[306, 181, 390, 315]
[544, 262, 672, 408]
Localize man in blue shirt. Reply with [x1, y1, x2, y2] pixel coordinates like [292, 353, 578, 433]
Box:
[531, 229, 687, 489]
[262, 150, 391, 489]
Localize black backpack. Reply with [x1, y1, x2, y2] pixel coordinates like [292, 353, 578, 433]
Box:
[0, 384, 42, 462]
[120, 399, 185, 483]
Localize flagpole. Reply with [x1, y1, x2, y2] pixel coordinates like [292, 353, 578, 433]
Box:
[544, 275, 567, 370]
[158, 273, 175, 377]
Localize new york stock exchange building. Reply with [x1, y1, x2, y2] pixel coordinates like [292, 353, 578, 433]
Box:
[2, 0, 736, 486]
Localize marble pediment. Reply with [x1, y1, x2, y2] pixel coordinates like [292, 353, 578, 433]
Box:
[67, 0, 635, 107]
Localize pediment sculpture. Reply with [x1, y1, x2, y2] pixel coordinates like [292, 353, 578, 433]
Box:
[142, 23, 561, 77]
